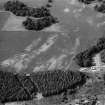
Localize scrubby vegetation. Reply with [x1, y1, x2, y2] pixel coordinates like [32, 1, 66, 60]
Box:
[100, 49, 105, 63]
[22, 16, 59, 31]
[94, 1, 105, 13]
[46, 0, 54, 8]
[75, 95, 98, 105]
[74, 37, 105, 67]
[74, 48, 94, 67]
[78, 0, 105, 13]
[4, 0, 51, 18]
[31, 70, 87, 97]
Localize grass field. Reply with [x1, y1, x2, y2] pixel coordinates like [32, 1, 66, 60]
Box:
[0, 0, 105, 73]
[0, 31, 75, 73]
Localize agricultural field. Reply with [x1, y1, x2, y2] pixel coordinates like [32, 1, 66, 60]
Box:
[0, 0, 105, 73]
[1, 0, 105, 105]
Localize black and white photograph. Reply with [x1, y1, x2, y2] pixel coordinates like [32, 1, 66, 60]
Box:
[0, 0, 105, 105]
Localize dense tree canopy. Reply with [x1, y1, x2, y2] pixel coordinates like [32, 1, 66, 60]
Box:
[4, 0, 51, 18]
[31, 70, 87, 97]
[22, 16, 59, 31]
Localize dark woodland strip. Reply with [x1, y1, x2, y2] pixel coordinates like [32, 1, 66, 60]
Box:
[30, 70, 87, 97]
[0, 67, 87, 103]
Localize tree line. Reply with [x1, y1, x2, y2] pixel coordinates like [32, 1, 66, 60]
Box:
[4, 0, 51, 18]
